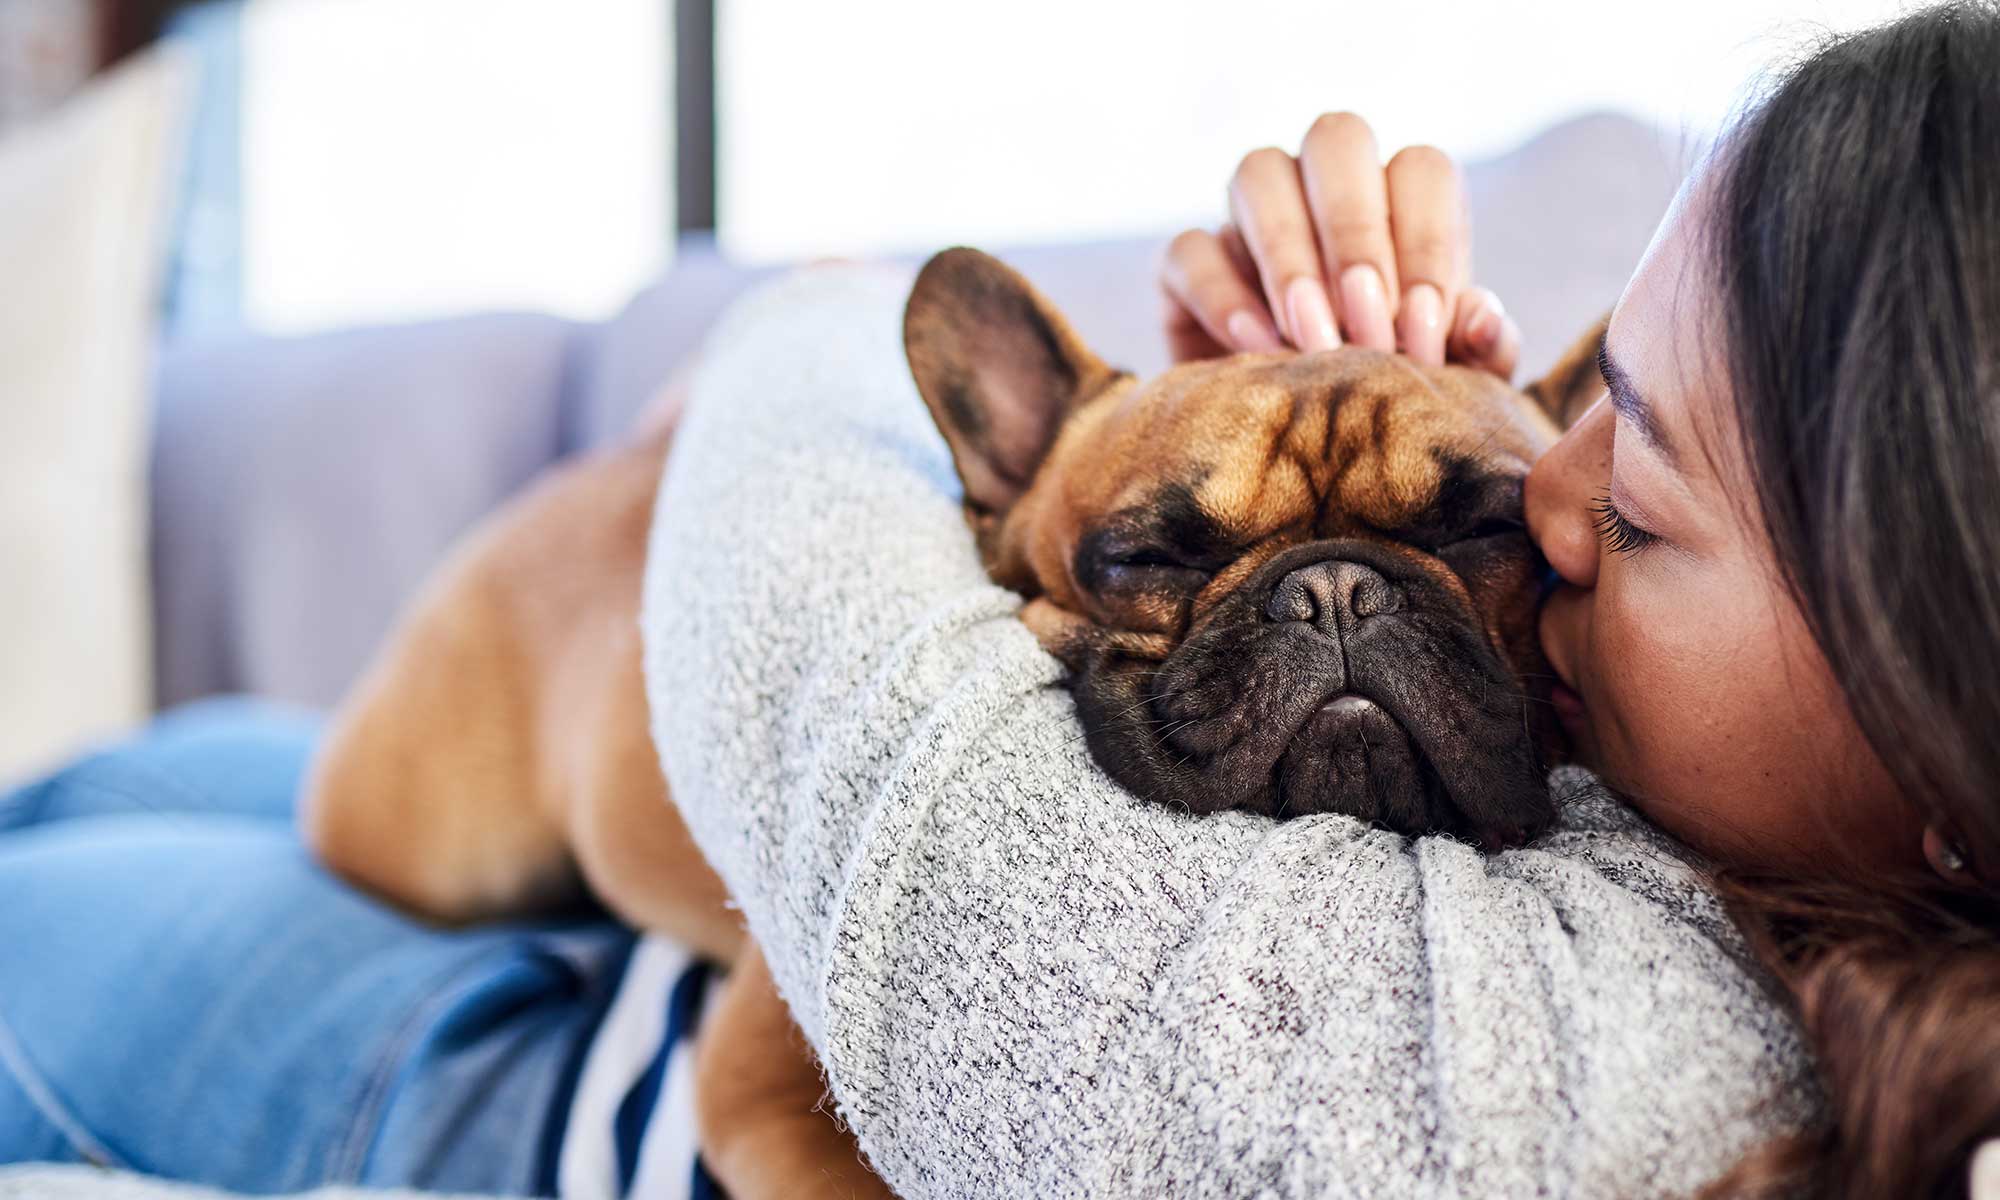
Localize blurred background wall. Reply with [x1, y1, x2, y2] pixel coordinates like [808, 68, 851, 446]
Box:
[0, 0, 1924, 336]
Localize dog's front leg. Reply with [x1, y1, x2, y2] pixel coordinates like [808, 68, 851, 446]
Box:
[696, 942, 896, 1199]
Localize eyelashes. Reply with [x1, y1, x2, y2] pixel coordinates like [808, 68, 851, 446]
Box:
[1590, 493, 1660, 556]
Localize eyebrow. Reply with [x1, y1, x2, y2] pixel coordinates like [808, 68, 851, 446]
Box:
[1596, 336, 1678, 468]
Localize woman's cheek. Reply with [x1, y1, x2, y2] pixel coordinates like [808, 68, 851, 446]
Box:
[1591, 550, 1831, 863]
[1587, 559, 1718, 794]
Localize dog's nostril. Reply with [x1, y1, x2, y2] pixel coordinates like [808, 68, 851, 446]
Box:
[1265, 559, 1402, 625]
[1265, 577, 1317, 623]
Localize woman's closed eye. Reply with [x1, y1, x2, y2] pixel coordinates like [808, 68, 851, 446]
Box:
[1590, 494, 1660, 556]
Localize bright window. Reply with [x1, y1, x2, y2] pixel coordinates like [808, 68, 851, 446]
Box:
[240, 0, 671, 332]
[719, 0, 1907, 263]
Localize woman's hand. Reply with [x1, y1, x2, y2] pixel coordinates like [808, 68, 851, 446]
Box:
[1161, 112, 1520, 376]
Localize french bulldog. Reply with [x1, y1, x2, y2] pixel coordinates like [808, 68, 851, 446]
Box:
[907, 248, 1603, 846]
[302, 250, 1607, 1196]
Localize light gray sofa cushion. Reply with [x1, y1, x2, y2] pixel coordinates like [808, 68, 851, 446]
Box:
[151, 314, 576, 706]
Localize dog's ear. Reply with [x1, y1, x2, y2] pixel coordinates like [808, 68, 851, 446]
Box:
[1522, 314, 1611, 430]
[905, 247, 1120, 515]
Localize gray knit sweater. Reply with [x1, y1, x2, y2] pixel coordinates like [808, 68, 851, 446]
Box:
[641, 266, 1819, 1199]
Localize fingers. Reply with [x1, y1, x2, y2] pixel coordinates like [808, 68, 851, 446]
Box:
[1385, 144, 1469, 366]
[1169, 118, 1511, 380]
[1298, 112, 1397, 352]
[1229, 148, 1341, 352]
[1161, 226, 1285, 361]
[1448, 286, 1522, 380]
[1214, 224, 1285, 351]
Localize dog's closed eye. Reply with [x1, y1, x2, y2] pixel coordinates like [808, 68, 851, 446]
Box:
[1076, 539, 1213, 596]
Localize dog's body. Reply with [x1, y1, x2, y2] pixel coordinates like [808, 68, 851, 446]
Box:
[302, 426, 741, 957]
[303, 251, 1604, 1196]
[301, 421, 841, 1192]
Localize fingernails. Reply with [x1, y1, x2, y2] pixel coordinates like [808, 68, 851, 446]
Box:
[1225, 309, 1286, 353]
[1399, 283, 1445, 365]
[1284, 276, 1341, 353]
[1466, 291, 1507, 353]
[1466, 305, 1501, 352]
[1338, 265, 1394, 350]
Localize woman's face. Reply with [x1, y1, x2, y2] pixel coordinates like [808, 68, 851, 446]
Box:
[1526, 177, 1917, 875]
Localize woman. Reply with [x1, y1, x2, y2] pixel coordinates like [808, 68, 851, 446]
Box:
[1157, 8, 2000, 1191]
[2, 6, 1994, 1198]
[1168, 9, 2000, 1190]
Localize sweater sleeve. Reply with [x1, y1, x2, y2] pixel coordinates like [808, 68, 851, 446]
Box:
[641, 266, 1818, 1199]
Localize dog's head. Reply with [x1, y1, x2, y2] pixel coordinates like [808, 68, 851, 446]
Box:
[906, 248, 1599, 847]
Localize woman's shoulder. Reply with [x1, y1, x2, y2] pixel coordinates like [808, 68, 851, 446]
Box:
[1517, 765, 1746, 946]
[1414, 766, 1774, 1033]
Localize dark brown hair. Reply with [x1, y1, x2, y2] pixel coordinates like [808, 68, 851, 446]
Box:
[1699, 4, 2000, 1195]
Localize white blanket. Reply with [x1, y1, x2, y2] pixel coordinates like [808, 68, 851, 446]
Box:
[0, 1166, 466, 1200]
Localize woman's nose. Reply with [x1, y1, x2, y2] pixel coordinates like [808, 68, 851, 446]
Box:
[1525, 396, 1614, 591]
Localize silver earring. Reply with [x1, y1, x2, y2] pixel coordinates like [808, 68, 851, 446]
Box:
[1940, 839, 1970, 875]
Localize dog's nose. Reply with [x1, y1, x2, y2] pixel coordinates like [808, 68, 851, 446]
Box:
[1265, 559, 1403, 628]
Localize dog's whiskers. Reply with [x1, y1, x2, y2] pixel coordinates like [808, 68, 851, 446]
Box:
[1030, 688, 1173, 742]
[1032, 690, 1190, 766]
[1148, 719, 1197, 752]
